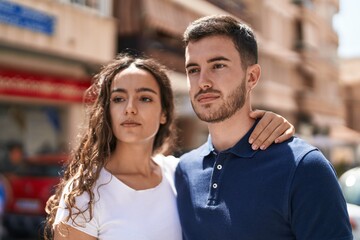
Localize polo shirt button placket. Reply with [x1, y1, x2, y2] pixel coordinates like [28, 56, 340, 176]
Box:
[207, 151, 226, 206]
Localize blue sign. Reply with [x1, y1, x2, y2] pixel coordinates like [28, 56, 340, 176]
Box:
[0, 0, 56, 35]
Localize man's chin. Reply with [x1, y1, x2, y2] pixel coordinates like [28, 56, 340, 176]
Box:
[195, 111, 219, 123]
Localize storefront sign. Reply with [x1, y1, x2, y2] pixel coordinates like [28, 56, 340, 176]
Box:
[0, 0, 55, 35]
[0, 68, 91, 103]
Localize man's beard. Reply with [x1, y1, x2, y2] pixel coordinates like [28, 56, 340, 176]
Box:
[191, 78, 247, 123]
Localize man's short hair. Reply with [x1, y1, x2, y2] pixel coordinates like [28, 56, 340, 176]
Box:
[183, 15, 258, 69]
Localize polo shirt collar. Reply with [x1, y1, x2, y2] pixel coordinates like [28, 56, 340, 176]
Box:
[199, 135, 215, 157]
[200, 120, 259, 158]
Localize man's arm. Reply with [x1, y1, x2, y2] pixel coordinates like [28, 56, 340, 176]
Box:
[249, 110, 295, 150]
[291, 150, 352, 239]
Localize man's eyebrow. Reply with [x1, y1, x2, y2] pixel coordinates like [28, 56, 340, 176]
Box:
[110, 87, 158, 95]
[185, 56, 231, 69]
[208, 56, 230, 63]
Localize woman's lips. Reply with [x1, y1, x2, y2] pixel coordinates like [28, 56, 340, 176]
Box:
[121, 120, 141, 127]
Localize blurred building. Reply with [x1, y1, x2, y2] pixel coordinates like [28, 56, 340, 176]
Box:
[0, 0, 116, 156]
[0, 0, 357, 163]
[113, 0, 359, 160]
[341, 58, 360, 132]
[340, 58, 360, 165]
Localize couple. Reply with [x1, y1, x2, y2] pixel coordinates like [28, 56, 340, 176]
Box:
[45, 15, 352, 240]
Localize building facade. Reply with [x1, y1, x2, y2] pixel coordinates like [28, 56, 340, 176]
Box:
[340, 58, 360, 166]
[341, 58, 360, 132]
[0, 0, 116, 157]
[113, 0, 354, 160]
[1, 0, 356, 163]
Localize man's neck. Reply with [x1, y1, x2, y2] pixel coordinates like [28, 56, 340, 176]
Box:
[207, 110, 254, 152]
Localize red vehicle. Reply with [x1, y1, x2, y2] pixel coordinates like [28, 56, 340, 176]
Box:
[1, 154, 66, 237]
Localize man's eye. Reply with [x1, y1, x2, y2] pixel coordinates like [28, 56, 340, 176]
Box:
[111, 97, 124, 103]
[213, 64, 225, 69]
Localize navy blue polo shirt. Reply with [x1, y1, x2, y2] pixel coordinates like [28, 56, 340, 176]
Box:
[175, 122, 352, 240]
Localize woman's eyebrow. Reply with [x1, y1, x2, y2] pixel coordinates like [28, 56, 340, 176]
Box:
[111, 88, 126, 94]
[136, 87, 158, 95]
[110, 87, 158, 95]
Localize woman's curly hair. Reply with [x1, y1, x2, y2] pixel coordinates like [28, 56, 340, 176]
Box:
[43, 53, 176, 239]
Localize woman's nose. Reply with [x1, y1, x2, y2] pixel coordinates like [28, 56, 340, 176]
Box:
[124, 100, 137, 115]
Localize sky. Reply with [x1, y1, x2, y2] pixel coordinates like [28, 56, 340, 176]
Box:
[333, 0, 360, 58]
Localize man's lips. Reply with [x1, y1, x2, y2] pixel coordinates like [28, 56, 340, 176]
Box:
[197, 93, 220, 103]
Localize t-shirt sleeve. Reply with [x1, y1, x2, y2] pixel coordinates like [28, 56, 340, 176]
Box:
[163, 155, 180, 173]
[153, 154, 180, 195]
[54, 182, 98, 237]
[153, 154, 179, 175]
[290, 149, 353, 240]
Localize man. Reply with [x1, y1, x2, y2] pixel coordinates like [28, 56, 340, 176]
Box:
[175, 15, 352, 240]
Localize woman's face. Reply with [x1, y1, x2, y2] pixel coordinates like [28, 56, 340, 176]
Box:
[109, 64, 166, 146]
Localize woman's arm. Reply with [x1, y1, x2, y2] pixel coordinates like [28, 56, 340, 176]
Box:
[248, 110, 295, 150]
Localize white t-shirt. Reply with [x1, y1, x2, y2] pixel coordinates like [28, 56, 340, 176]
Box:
[54, 154, 182, 240]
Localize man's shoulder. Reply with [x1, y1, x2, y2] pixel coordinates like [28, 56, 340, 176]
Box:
[255, 136, 317, 165]
[273, 136, 326, 165]
[287, 136, 318, 154]
[178, 142, 208, 166]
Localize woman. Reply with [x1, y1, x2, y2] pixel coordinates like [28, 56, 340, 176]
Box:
[44, 53, 294, 240]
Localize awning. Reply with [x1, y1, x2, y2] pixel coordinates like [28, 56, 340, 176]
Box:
[0, 68, 90, 103]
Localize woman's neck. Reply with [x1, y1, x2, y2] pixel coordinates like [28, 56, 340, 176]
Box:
[107, 142, 154, 175]
[104, 142, 162, 190]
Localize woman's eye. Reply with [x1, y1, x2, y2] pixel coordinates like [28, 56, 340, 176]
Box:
[187, 68, 199, 74]
[140, 97, 152, 102]
[111, 97, 124, 103]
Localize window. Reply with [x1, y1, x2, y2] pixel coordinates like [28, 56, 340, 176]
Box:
[58, 0, 112, 16]
[294, 19, 304, 50]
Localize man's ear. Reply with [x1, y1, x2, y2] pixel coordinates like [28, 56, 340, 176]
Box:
[246, 64, 261, 91]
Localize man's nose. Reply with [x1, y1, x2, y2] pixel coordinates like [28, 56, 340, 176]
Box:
[199, 71, 212, 90]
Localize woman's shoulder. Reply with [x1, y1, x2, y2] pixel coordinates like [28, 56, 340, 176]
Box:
[59, 179, 91, 209]
[60, 170, 110, 204]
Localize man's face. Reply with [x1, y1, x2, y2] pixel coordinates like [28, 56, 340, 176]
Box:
[185, 35, 248, 123]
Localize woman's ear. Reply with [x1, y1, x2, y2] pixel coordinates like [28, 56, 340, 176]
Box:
[160, 112, 167, 125]
[246, 64, 261, 91]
